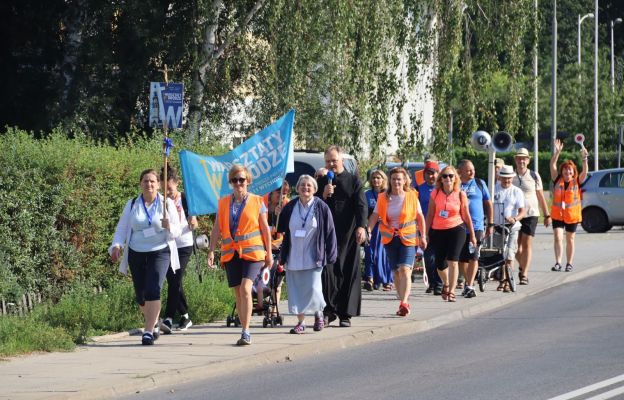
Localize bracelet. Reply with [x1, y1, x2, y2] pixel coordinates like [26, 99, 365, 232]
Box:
[545, 215, 551, 218]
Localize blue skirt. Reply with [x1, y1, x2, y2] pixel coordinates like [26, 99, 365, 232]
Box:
[364, 223, 392, 285]
[286, 268, 326, 315]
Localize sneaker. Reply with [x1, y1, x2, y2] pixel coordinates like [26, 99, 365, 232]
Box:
[153, 323, 160, 340]
[141, 332, 154, 345]
[160, 319, 173, 335]
[363, 280, 373, 291]
[551, 263, 562, 272]
[396, 302, 410, 316]
[236, 332, 251, 346]
[339, 317, 351, 327]
[433, 286, 443, 296]
[178, 317, 193, 331]
[465, 288, 477, 298]
[461, 286, 470, 297]
[313, 315, 324, 332]
[565, 263, 573, 272]
[323, 313, 337, 327]
[290, 323, 306, 334]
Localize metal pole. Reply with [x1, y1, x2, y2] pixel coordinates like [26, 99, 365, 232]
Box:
[619, 125, 623, 169]
[611, 18, 622, 92]
[594, 0, 599, 171]
[579, 15, 582, 66]
[534, 0, 539, 174]
[551, 0, 557, 155]
[612, 20, 615, 92]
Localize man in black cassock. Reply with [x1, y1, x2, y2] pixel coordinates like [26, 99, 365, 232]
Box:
[316, 145, 367, 327]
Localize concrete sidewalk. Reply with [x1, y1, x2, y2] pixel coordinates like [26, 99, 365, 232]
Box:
[2, 227, 623, 400]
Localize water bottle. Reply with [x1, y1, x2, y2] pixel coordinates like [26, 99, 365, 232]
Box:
[468, 241, 476, 255]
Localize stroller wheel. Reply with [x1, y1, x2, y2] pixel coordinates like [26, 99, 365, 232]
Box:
[506, 265, 517, 292]
[234, 316, 241, 327]
[477, 267, 486, 293]
[226, 316, 232, 327]
[276, 315, 283, 325]
[270, 317, 276, 328]
[262, 317, 268, 328]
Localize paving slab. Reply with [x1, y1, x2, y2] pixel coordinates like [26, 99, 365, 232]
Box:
[1, 227, 623, 400]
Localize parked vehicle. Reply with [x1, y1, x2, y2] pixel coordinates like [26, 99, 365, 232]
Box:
[284, 150, 358, 188]
[581, 168, 624, 233]
[368, 161, 447, 188]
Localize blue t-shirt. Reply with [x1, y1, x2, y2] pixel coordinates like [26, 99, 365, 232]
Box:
[460, 178, 490, 231]
[365, 189, 379, 217]
[417, 182, 436, 216]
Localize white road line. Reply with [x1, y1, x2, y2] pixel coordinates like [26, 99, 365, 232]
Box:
[547, 373, 624, 400]
[584, 385, 624, 400]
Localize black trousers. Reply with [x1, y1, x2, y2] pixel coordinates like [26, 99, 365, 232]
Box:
[164, 245, 193, 319]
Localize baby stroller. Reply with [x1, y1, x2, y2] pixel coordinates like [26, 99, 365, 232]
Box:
[475, 222, 520, 293]
[225, 253, 285, 328]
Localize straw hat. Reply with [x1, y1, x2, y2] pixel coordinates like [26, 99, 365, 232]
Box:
[498, 165, 516, 177]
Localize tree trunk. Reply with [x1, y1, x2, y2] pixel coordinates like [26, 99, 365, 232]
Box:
[188, 0, 266, 143]
[59, 0, 87, 115]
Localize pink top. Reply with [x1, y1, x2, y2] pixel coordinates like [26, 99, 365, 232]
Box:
[430, 189, 464, 230]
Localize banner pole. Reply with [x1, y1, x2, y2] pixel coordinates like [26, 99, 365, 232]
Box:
[159, 64, 170, 220]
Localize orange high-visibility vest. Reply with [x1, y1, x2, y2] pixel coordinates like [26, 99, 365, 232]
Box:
[218, 194, 266, 264]
[551, 178, 582, 224]
[414, 169, 425, 187]
[376, 190, 420, 246]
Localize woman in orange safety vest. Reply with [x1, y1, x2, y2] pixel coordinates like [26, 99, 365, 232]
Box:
[367, 167, 427, 317]
[549, 139, 588, 272]
[208, 165, 272, 346]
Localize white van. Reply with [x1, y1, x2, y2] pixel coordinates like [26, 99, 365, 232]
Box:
[285, 150, 358, 188]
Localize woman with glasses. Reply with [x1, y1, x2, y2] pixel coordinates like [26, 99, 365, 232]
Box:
[277, 175, 337, 334]
[425, 166, 476, 302]
[208, 165, 273, 346]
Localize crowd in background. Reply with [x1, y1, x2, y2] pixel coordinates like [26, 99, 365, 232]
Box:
[110, 141, 588, 346]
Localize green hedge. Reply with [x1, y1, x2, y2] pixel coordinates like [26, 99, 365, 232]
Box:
[0, 128, 225, 303]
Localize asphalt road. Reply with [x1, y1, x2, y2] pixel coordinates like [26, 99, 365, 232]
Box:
[123, 268, 624, 400]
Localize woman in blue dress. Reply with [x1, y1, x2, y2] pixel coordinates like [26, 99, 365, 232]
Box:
[363, 170, 392, 291]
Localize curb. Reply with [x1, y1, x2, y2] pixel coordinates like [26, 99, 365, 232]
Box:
[62, 256, 624, 400]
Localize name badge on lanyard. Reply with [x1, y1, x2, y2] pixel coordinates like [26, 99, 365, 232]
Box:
[439, 210, 449, 218]
[294, 229, 307, 238]
[141, 194, 160, 226]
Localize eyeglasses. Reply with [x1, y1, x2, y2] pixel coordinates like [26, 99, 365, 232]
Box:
[441, 174, 454, 179]
[230, 177, 247, 184]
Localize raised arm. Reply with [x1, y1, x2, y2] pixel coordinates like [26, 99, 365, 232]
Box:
[550, 139, 563, 181]
[578, 147, 589, 184]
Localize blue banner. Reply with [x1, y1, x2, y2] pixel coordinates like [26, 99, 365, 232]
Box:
[149, 82, 184, 129]
[179, 109, 295, 216]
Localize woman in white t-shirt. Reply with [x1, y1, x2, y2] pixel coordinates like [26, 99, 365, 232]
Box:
[159, 167, 198, 334]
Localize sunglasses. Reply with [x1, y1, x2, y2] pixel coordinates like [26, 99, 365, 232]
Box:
[441, 174, 455, 179]
[230, 177, 247, 184]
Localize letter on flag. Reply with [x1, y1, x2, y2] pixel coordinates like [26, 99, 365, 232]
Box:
[179, 109, 295, 215]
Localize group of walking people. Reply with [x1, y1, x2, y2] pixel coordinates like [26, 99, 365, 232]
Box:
[110, 140, 588, 346]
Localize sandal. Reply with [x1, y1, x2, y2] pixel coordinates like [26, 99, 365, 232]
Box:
[503, 282, 511, 293]
[363, 279, 374, 292]
[551, 263, 562, 272]
[519, 273, 529, 285]
[441, 285, 450, 301]
[447, 293, 456, 302]
[565, 263, 573, 272]
[497, 281, 505, 292]
[382, 283, 393, 291]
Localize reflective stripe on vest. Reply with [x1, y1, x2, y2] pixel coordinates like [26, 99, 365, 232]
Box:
[376, 190, 420, 246]
[551, 178, 582, 224]
[217, 194, 267, 263]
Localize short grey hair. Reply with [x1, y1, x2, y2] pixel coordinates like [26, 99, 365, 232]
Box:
[296, 174, 318, 192]
[324, 145, 343, 158]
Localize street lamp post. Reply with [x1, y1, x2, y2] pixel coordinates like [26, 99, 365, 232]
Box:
[594, 0, 599, 171]
[578, 13, 594, 67]
[611, 18, 622, 92]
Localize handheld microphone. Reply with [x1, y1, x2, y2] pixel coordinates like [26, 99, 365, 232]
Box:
[326, 170, 335, 197]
